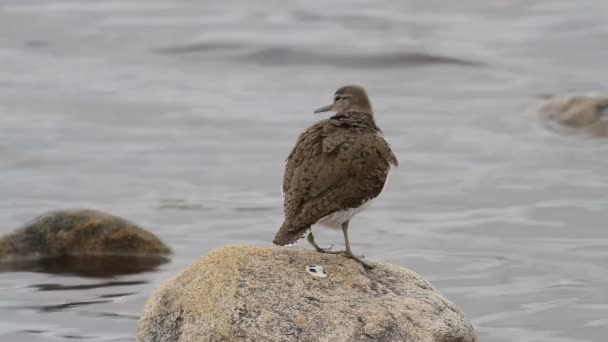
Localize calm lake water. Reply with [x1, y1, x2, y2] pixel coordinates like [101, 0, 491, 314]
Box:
[1, 1, 608, 341]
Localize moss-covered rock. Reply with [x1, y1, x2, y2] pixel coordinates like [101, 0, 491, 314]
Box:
[0, 209, 171, 261]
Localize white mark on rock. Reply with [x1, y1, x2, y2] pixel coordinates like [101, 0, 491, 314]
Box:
[305, 264, 327, 278]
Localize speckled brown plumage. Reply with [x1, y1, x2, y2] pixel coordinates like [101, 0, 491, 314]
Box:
[273, 86, 398, 247]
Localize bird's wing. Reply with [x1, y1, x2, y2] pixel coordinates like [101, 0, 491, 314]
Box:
[375, 133, 399, 167]
[280, 129, 396, 234]
[282, 123, 323, 198]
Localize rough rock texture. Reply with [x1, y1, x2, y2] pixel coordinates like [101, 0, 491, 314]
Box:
[138, 245, 476, 342]
[0, 209, 172, 261]
[538, 95, 608, 136]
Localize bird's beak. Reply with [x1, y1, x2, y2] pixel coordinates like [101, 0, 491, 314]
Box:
[313, 103, 334, 114]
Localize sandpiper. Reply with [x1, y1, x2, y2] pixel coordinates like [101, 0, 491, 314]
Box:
[273, 85, 398, 269]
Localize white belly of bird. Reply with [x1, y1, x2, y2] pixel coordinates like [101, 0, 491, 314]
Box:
[317, 199, 373, 229]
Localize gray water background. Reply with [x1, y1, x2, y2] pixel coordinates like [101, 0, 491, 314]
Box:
[1, 0, 608, 341]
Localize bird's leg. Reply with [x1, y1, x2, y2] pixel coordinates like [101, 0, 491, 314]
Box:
[340, 221, 374, 269]
[307, 232, 342, 254]
[306, 232, 327, 252]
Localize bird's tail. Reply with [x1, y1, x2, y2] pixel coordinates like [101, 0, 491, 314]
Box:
[273, 221, 310, 246]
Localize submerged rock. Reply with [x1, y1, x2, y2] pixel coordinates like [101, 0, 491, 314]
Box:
[0, 209, 172, 273]
[538, 95, 608, 137]
[138, 245, 476, 342]
[0, 254, 170, 278]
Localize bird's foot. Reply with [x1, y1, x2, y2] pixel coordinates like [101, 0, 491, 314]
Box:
[340, 252, 374, 270]
[311, 244, 374, 269]
[314, 244, 344, 254]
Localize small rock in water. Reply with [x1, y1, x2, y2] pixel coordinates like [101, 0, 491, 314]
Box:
[0, 209, 172, 276]
[537, 94, 608, 137]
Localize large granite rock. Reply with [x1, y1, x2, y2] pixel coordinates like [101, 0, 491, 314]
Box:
[0, 209, 172, 261]
[538, 94, 608, 137]
[138, 245, 476, 342]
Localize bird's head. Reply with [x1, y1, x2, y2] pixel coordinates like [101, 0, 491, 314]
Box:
[314, 85, 373, 115]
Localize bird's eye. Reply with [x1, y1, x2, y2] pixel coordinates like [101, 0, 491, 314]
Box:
[334, 96, 342, 102]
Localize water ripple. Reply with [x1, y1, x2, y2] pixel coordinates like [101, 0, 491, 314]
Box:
[153, 42, 485, 68]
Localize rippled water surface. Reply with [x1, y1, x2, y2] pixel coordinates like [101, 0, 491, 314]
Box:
[1, 1, 608, 341]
